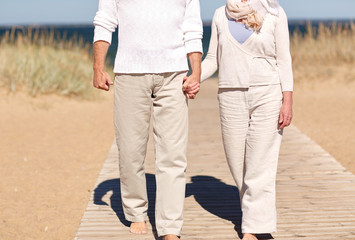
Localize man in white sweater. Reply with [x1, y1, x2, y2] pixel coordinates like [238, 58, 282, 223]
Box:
[92, 0, 203, 239]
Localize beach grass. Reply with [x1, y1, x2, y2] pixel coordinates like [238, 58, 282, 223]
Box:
[0, 27, 99, 98]
[291, 22, 355, 83]
[1, 22, 354, 98]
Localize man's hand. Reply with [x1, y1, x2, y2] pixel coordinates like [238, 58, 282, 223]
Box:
[93, 69, 113, 91]
[183, 52, 202, 99]
[183, 74, 200, 99]
[279, 91, 293, 129]
[93, 40, 112, 91]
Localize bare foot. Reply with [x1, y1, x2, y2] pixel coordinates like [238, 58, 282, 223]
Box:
[162, 234, 179, 240]
[242, 233, 258, 240]
[129, 222, 147, 235]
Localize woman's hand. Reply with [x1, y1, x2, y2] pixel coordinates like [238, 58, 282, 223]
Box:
[279, 91, 293, 129]
[183, 75, 200, 99]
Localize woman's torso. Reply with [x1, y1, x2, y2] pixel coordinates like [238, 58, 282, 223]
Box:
[214, 6, 281, 88]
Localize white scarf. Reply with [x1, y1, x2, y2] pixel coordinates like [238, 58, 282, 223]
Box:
[226, 0, 280, 31]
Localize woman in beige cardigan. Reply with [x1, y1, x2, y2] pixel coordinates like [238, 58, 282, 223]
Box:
[188, 0, 293, 239]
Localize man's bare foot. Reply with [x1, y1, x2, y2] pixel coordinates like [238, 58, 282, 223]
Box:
[129, 222, 147, 235]
[242, 233, 258, 240]
[162, 234, 179, 240]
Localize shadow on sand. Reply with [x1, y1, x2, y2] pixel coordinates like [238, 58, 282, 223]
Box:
[93, 174, 273, 240]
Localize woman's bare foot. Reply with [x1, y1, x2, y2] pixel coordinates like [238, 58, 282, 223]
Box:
[129, 222, 147, 235]
[162, 234, 179, 240]
[242, 233, 258, 240]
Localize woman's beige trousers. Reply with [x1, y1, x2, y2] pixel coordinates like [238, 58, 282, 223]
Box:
[218, 84, 283, 234]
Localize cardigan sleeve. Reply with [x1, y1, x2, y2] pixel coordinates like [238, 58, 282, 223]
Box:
[93, 0, 119, 44]
[275, 7, 294, 92]
[182, 0, 203, 54]
[201, 11, 219, 82]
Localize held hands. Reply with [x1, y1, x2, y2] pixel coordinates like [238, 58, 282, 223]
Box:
[184, 52, 202, 99]
[93, 69, 113, 91]
[183, 74, 200, 99]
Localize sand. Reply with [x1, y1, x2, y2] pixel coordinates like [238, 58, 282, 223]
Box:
[0, 78, 354, 239]
[293, 79, 355, 173]
[0, 91, 114, 240]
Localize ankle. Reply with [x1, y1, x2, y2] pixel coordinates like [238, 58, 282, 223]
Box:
[242, 233, 257, 240]
[162, 234, 179, 240]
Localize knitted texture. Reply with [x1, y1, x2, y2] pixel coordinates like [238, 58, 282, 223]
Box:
[226, 0, 280, 31]
[93, 0, 203, 74]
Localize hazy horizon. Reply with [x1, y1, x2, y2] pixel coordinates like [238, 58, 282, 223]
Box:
[1, 0, 355, 26]
[0, 18, 353, 28]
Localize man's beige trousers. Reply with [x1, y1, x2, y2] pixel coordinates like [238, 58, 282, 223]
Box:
[113, 72, 188, 236]
[218, 84, 283, 234]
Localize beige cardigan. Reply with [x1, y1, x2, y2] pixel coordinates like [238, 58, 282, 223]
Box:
[201, 6, 293, 92]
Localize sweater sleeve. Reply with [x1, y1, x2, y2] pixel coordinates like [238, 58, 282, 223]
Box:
[93, 0, 118, 44]
[183, 0, 203, 54]
[201, 11, 219, 82]
[275, 7, 294, 92]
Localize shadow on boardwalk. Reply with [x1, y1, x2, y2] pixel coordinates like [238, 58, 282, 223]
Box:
[93, 174, 159, 238]
[93, 174, 249, 238]
[185, 175, 242, 237]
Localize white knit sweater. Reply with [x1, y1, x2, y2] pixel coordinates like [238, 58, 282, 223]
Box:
[201, 6, 293, 92]
[93, 0, 203, 74]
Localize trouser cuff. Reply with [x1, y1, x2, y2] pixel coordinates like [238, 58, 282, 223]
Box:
[124, 213, 147, 223]
[157, 228, 182, 237]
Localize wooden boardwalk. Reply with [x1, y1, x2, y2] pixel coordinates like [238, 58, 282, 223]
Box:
[75, 81, 355, 240]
